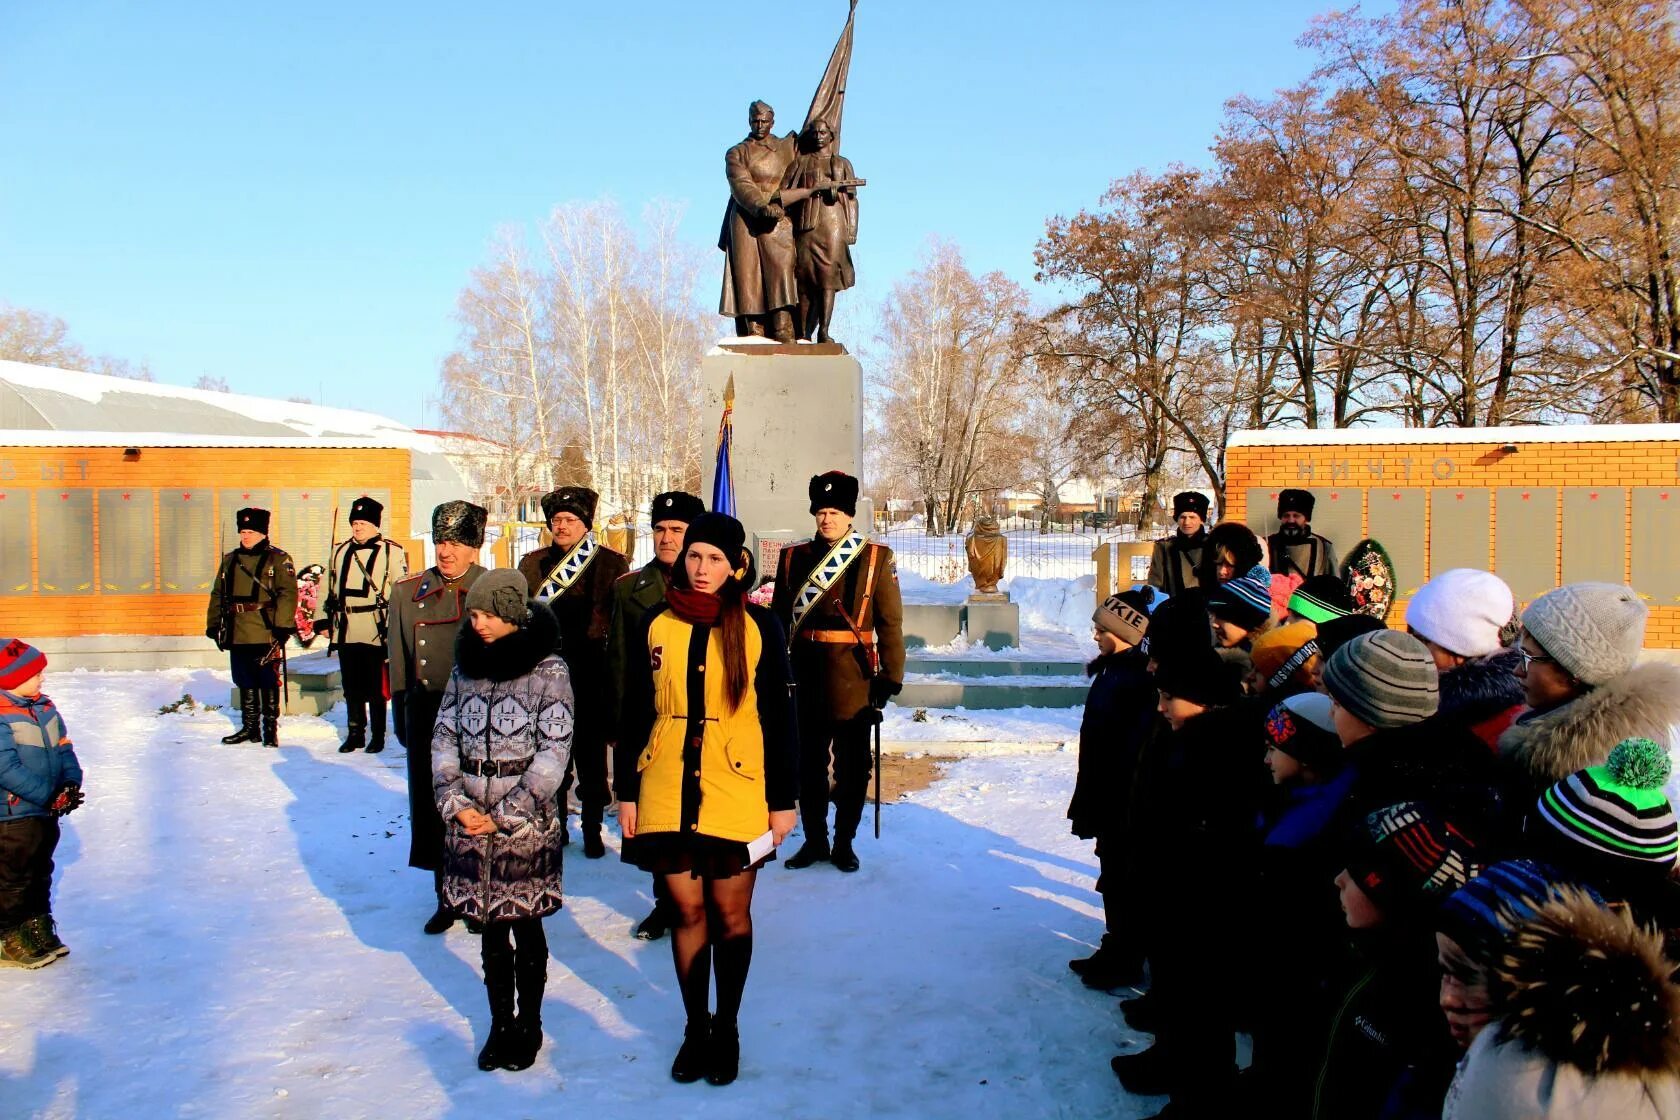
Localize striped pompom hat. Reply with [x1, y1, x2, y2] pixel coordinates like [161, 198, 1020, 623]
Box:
[1535, 738, 1679, 875]
[0, 637, 47, 692]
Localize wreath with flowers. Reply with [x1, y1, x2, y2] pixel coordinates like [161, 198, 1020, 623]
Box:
[1339, 539, 1395, 622]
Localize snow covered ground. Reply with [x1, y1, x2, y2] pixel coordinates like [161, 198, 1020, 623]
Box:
[0, 668, 1159, 1120]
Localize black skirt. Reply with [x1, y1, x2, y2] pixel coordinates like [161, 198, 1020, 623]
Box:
[622, 831, 775, 880]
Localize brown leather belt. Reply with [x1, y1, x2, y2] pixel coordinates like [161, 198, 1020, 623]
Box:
[230, 603, 267, 614]
[799, 630, 873, 645]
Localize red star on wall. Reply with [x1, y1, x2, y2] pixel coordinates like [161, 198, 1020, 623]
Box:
[1521, 493, 1531, 501]
[121, 492, 131, 501]
[301, 492, 311, 500]
[1330, 492, 1340, 500]
[182, 493, 192, 500]
[59, 493, 68, 501]
[1456, 492, 1465, 500]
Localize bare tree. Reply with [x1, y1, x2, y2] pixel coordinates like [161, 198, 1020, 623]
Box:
[1, 302, 153, 380]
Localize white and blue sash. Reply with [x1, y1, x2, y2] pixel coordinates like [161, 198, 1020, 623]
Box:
[533, 535, 598, 603]
[788, 531, 867, 639]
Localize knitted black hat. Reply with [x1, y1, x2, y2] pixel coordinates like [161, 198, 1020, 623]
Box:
[236, 507, 271, 535]
[809, 471, 859, 516]
[1289, 575, 1353, 623]
[1315, 612, 1385, 661]
[541, 487, 598, 528]
[682, 513, 751, 574]
[431, 500, 487, 548]
[650, 491, 705, 526]
[1345, 801, 1483, 918]
[348, 496, 383, 527]
[1140, 589, 1213, 664]
[1153, 648, 1243, 708]
[1278, 488, 1316, 518]
[1172, 491, 1209, 519]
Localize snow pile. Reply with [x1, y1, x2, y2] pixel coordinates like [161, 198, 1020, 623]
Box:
[1011, 576, 1100, 638]
[1, 668, 1148, 1119]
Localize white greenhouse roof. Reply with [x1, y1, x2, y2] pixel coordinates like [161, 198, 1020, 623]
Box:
[1229, 423, 1680, 447]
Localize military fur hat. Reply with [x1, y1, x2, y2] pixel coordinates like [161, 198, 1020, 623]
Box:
[431, 500, 487, 548]
[1172, 491, 1210, 519]
[1277, 488, 1316, 518]
[348, 496, 383, 527]
[809, 471, 859, 516]
[236, 507, 271, 535]
[650, 491, 705, 526]
[542, 487, 598, 528]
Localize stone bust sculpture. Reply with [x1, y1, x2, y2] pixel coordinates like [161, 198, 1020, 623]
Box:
[966, 516, 1008, 594]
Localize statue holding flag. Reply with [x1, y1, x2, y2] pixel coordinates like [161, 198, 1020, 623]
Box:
[718, 1, 864, 345]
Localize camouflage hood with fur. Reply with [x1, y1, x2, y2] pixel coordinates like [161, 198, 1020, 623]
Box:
[1445, 887, 1680, 1119]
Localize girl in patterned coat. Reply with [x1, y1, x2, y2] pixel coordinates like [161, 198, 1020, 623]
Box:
[432, 568, 573, 1073]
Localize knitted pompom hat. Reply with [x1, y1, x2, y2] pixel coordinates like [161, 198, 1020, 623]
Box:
[1534, 737, 1679, 876]
[1207, 563, 1274, 631]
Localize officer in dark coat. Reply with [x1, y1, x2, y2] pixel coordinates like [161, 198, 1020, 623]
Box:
[314, 496, 408, 754]
[771, 471, 905, 873]
[1266, 488, 1337, 580]
[1147, 492, 1211, 596]
[207, 507, 299, 748]
[517, 486, 630, 859]
[604, 490, 705, 940]
[388, 500, 486, 934]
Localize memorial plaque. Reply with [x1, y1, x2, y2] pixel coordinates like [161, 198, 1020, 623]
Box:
[0, 488, 31, 594]
[220, 489, 275, 553]
[1366, 488, 1427, 598]
[1631, 487, 1680, 606]
[1495, 487, 1559, 603]
[280, 488, 334, 570]
[1428, 488, 1492, 576]
[98, 488, 155, 592]
[36, 488, 94, 595]
[161, 489, 216, 593]
[1561, 487, 1627, 585]
[1245, 486, 1363, 570]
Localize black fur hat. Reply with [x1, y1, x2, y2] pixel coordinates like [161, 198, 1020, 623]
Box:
[809, 471, 859, 516]
[236, 507, 271, 535]
[542, 487, 598, 528]
[348, 496, 383, 527]
[650, 491, 705, 526]
[1172, 491, 1210, 519]
[1278, 488, 1316, 518]
[431, 500, 487, 548]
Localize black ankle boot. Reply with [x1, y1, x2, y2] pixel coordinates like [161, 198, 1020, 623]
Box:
[671, 1017, 711, 1083]
[785, 838, 830, 869]
[634, 903, 671, 941]
[260, 688, 281, 747]
[705, 1021, 740, 1086]
[338, 721, 366, 753]
[222, 689, 260, 744]
[582, 824, 605, 859]
[830, 838, 860, 873]
[365, 704, 387, 754]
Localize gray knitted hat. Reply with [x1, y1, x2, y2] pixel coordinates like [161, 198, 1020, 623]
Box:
[1521, 582, 1648, 687]
[1321, 630, 1440, 730]
[464, 568, 529, 625]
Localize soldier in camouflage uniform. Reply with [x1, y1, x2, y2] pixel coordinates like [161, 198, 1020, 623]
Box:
[388, 500, 487, 934]
[207, 507, 299, 748]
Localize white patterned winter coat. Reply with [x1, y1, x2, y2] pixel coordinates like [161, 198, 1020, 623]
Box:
[432, 602, 574, 923]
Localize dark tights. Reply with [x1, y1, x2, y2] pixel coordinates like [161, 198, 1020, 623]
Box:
[664, 869, 756, 1028]
[481, 916, 548, 976]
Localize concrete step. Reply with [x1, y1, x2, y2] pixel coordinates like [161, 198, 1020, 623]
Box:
[905, 658, 1086, 678]
[894, 678, 1089, 710]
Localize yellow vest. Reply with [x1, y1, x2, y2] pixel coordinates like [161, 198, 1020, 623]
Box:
[631, 608, 771, 842]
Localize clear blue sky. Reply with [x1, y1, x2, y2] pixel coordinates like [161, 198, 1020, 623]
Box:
[1, 0, 1382, 427]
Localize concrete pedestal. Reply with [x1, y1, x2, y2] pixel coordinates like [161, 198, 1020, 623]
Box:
[900, 601, 1021, 651]
[701, 341, 874, 540]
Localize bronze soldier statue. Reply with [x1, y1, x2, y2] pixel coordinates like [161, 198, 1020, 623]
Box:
[771, 471, 904, 872]
[314, 496, 408, 754]
[207, 507, 299, 748]
[388, 500, 487, 934]
[784, 118, 859, 344]
[518, 487, 630, 859]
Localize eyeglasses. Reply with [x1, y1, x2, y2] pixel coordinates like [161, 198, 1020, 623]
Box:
[1516, 646, 1555, 670]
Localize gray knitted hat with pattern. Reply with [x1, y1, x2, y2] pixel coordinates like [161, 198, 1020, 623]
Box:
[1521, 582, 1648, 687]
[1321, 629, 1440, 730]
[464, 568, 529, 625]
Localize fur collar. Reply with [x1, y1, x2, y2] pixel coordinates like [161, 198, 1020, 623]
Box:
[453, 600, 560, 682]
[1497, 661, 1680, 791]
[1438, 648, 1525, 723]
[1489, 888, 1680, 1075]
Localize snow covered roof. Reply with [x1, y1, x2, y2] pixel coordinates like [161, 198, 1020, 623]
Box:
[0, 430, 402, 449]
[1229, 423, 1680, 447]
[0, 359, 428, 445]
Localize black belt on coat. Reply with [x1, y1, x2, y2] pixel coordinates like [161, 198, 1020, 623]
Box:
[462, 757, 530, 778]
[346, 603, 382, 614]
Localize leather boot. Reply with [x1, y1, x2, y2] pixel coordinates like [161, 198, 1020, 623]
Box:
[260, 688, 281, 747]
[503, 955, 546, 1070]
[670, 1017, 711, 1083]
[478, 952, 517, 1071]
[338, 713, 366, 754]
[222, 689, 260, 744]
[582, 811, 605, 860]
[424, 868, 456, 935]
[784, 836, 830, 869]
[830, 837, 860, 873]
[705, 1020, 741, 1086]
[365, 699, 387, 754]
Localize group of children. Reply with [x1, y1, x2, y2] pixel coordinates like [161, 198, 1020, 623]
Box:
[1070, 523, 1680, 1119]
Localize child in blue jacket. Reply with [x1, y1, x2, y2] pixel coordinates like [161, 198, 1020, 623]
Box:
[0, 638, 84, 968]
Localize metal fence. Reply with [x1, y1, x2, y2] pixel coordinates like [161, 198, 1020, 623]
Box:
[873, 517, 1167, 584]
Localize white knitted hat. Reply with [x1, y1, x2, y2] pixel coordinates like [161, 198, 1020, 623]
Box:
[1405, 568, 1515, 657]
[1521, 582, 1649, 686]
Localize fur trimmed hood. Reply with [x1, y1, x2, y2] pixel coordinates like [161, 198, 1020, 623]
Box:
[1498, 661, 1680, 794]
[453, 599, 560, 682]
[1445, 888, 1680, 1119]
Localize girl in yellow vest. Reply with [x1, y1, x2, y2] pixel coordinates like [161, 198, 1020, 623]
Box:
[616, 513, 798, 1087]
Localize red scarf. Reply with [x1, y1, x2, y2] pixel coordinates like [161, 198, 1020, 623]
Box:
[666, 585, 723, 626]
